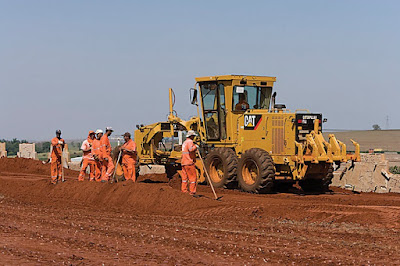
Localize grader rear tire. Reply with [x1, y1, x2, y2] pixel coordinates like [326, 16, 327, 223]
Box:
[299, 163, 333, 192]
[237, 148, 275, 193]
[204, 148, 238, 188]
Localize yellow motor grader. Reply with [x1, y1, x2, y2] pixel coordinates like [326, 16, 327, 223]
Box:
[132, 75, 360, 192]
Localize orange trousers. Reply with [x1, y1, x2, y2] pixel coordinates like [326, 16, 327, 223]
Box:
[101, 156, 115, 181]
[78, 159, 95, 181]
[51, 158, 62, 184]
[94, 160, 103, 182]
[181, 164, 197, 195]
[122, 160, 136, 182]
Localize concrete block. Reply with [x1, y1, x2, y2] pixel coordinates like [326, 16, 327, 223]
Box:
[17, 143, 38, 160]
[139, 165, 166, 175]
[68, 161, 82, 171]
[0, 142, 7, 158]
[332, 154, 400, 193]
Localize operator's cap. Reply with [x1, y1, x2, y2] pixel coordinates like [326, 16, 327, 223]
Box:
[186, 130, 197, 137]
[56, 129, 61, 134]
[105, 127, 114, 132]
[122, 132, 131, 138]
[88, 130, 95, 135]
[95, 129, 103, 134]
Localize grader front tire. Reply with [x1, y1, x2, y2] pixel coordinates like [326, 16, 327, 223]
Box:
[204, 148, 238, 188]
[237, 148, 275, 193]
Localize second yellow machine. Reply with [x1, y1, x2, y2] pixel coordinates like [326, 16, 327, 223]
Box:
[133, 75, 360, 193]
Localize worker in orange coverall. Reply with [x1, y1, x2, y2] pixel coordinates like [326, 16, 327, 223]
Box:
[181, 130, 199, 195]
[78, 131, 96, 181]
[120, 132, 137, 182]
[50, 130, 65, 184]
[101, 127, 115, 182]
[92, 129, 104, 182]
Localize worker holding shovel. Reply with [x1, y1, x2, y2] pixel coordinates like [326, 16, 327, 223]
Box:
[120, 132, 137, 182]
[50, 130, 65, 184]
[181, 130, 198, 196]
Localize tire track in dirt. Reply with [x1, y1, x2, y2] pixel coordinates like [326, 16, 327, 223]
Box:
[1, 158, 400, 264]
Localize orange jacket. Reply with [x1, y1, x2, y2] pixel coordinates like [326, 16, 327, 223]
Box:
[92, 139, 102, 160]
[81, 134, 94, 160]
[51, 137, 64, 159]
[181, 138, 197, 166]
[100, 135, 112, 157]
[122, 139, 137, 164]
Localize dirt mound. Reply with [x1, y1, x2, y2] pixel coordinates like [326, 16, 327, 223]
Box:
[0, 157, 77, 177]
[1, 169, 400, 264]
[0, 177, 221, 216]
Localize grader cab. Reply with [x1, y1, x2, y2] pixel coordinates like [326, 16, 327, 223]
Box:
[134, 75, 360, 193]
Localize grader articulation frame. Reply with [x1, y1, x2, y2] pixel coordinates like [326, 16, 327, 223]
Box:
[134, 75, 360, 193]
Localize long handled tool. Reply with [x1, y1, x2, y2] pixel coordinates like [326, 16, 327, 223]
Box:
[60, 147, 65, 182]
[196, 149, 220, 200]
[112, 150, 122, 183]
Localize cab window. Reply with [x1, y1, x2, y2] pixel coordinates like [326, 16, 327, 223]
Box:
[233, 86, 272, 111]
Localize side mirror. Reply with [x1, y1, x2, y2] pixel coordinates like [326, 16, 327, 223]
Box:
[323, 118, 328, 123]
[190, 88, 198, 105]
[271, 92, 277, 108]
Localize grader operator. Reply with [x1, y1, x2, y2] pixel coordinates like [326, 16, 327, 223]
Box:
[132, 75, 360, 193]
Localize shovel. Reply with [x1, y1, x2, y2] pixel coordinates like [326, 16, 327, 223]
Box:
[112, 150, 122, 183]
[196, 149, 221, 200]
[60, 146, 65, 182]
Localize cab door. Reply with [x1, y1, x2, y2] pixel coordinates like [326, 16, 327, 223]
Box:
[200, 82, 227, 141]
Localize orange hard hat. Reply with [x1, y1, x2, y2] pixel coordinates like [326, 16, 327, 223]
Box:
[89, 130, 95, 135]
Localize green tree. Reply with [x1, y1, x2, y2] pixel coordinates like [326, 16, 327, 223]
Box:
[372, 124, 381, 130]
[35, 141, 51, 153]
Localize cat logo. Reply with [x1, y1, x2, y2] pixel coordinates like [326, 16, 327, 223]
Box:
[244, 115, 262, 130]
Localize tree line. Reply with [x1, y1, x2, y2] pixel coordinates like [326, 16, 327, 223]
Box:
[0, 139, 52, 156]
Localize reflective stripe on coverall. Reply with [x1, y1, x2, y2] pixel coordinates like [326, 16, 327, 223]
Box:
[92, 138, 103, 181]
[100, 135, 114, 181]
[50, 137, 64, 184]
[181, 138, 197, 195]
[78, 133, 95, 181]
[121, 139, 137, 181]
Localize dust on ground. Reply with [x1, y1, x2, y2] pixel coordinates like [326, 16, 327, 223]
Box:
[0, 158, 399, 264]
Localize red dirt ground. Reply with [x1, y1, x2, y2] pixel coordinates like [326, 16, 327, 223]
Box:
[0, 158, 400, 264]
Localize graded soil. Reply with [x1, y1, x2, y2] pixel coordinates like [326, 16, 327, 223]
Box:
[0, 158, 399, 264]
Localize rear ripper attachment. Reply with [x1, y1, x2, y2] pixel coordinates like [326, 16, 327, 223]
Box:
[292, 114, 360, 186]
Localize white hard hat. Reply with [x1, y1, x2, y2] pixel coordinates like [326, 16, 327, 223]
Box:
[186, 130, 197, 137]
[105, 127, 113, 132]
[95, 129, 103, 134]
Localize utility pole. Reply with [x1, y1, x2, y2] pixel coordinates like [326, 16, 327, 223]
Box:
[385, 115, 389, 130]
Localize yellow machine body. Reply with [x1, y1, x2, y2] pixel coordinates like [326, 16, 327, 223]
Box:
[134, 75, 360, 190]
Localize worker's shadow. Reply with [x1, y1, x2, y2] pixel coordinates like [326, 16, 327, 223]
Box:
[139, 179, 168, 184]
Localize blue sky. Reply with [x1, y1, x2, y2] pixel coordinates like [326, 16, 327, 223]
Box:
[0, 0, 399, 140]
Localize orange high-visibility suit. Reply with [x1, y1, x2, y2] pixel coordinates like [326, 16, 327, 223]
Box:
[92, 138, 103, 182]
[78, 132, 95, 181]
[50, 137, 65, 184]
[101, 134, 114, 181]
[181, 138, 198, 195]
[121, 139, 137, 181]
